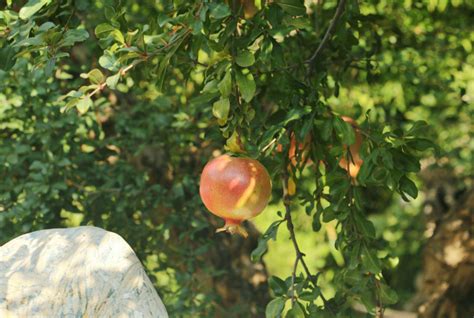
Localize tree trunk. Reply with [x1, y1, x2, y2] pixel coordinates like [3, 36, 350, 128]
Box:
[413, 169, 474, 317]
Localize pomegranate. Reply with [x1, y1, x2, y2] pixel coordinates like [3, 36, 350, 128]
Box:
[338, 116, 364, 178]
[276, 133, 312, 168]
[199, 154, 272, 237]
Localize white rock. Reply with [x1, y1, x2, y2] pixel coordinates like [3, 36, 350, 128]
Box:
[0, 226, 168, 318]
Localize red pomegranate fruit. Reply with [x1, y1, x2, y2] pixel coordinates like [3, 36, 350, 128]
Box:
[199, 154, 272, 237]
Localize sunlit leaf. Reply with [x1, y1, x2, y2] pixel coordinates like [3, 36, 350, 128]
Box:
[235, 50, 255, 67]
[265, 297, 286, 318]
[19, 0, 51, 20]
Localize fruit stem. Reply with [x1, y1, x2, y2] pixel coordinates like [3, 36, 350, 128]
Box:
[216, 219, 248, 238]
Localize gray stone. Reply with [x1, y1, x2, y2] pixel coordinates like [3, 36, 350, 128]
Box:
[0, 226, 168, 318]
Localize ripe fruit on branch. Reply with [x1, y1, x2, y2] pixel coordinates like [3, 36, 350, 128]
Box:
[276, 133, 312, 168]
[199, 154, 272, 238]
[338, 116, 364, 178]
[276, 133, 312, 196]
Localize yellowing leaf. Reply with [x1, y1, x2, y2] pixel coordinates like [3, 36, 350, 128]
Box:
[212, 98, 230, 124]
[76, 96, 92, 114]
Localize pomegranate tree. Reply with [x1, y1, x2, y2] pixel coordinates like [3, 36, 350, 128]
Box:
[199, 154, 272, 237]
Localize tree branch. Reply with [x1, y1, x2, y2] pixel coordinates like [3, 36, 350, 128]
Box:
[306, 0, 347, 74]
[282, 168, 335, 314]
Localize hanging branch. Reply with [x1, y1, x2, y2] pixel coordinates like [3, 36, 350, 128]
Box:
[306, 0, 347, 76]
[282, 162, 335, 314]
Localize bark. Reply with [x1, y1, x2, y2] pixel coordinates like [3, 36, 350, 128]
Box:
[413, 169, 474, 318]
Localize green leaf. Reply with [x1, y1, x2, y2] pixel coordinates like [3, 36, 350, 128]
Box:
[236, 70, 256, 102]
[95, 23, 125, 44]
[60, 29, 89, 47]
[106, 73, 120, 89]
[299, 288, 320, 301]
[99, 51, 118, 71]
[0, 46, 16, 71]
[212, 98, 230, 123]
[268, 276, 287, 296]
[286, 302, 305, 318]
[407, 120, 429, 136]
[95, 23, 115, 38]
[210, 3, 232, 20]
[283, 16, 311, 29]
[380, 150, 394, 169]
[408, 138, 435, 151]
[312, 208, 322, 231]
[19, 0, 51, 20]
[275, 0, 306, 16]
[81, 69, 105, 85]
[334, 116, 356, 145]
[76, 97, 92, 114]
[379, 282, 399, 305]
[392, 150, 420, 173]
[13, 36, 43, 47]
[218, 71, 232, 97]
[202, 79, 219, 94]
[354, 212, 376, 238]
[251, 221, 281, 262]
[361, 244, 381, 274]
[282, 106, 312, 125]
[320, 119, 333, 141]
[265, 297, 286, 318]
[360, 289, 376, 315]
[191, 19, 203, 35]
[399, 176, 418, 199]
[348, 241, 361, 269]
[37, 22, 55, 32]
[235, 51, 255, 67]
[44, 58, 55, 76]
[322, 207, 336, 222]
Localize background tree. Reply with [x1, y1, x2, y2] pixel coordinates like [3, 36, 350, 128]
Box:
[0, 0, 472, 317]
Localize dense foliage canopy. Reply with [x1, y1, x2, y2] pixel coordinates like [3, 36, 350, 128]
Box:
[1, 0, 472, 317]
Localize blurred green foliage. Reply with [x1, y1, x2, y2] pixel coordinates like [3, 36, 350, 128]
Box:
[0, 0, 472, 317]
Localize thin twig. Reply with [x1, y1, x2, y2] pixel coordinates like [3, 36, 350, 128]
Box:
[374, 278, 384, 318]
[85, 58, 143, 99]
[306, 0, 347, 76]
[282, 167, 335, 314]
[291, 257, 299, 305]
